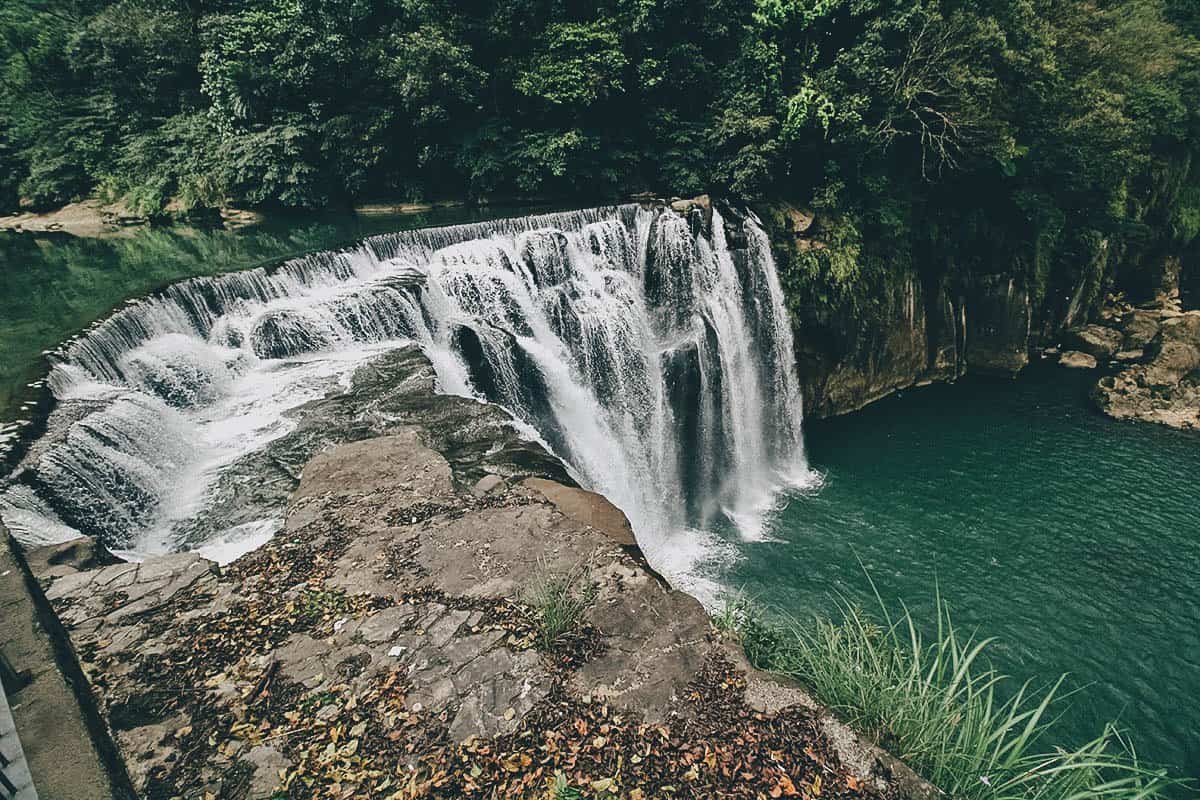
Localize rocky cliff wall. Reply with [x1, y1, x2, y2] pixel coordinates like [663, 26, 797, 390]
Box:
[755, 202, 1189, 419]
[790, 270, 1038, 418]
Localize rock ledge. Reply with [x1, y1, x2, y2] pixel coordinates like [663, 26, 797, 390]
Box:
[24, 356, 935, 800]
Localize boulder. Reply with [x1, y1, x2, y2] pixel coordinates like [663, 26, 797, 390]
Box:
[669, 193, 711, 214]
[1064, 324, 1123, 359]
[1059, 351, 1097, 369]
[1121, 310, 1161, 350]
[1143, 313, 1200, 386]
[1092, 310, 1200, 429]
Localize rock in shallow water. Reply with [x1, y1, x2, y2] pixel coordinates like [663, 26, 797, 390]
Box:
[1064, 323, 1123, 360]
[1092, 310, 1200, 429]
[1059, 350, 1098, 369]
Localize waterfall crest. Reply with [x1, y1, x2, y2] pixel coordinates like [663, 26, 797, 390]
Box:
[1, 204, 816, 592]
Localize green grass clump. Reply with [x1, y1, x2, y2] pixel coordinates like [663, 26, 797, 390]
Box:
[548, 771, 584, 800]
[719, 589, 1185, 800]
[523, 562, 596, 651]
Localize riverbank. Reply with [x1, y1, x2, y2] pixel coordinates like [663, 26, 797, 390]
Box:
[0, 199, 151, 238]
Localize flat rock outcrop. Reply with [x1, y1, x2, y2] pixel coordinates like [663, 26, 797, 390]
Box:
[24, 357, 932, 799]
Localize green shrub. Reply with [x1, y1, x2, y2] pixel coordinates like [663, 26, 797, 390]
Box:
[17, 153, 91, 211]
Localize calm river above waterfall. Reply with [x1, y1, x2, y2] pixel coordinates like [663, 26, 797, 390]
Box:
[2, 216, 1196, 788]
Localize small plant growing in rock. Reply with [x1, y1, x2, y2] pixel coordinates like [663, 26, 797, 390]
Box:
[547, 770, 584, 800]
[523, 562, 596, 651]
[296, 588, 350, 627]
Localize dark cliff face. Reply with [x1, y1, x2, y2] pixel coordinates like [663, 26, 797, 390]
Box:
[747, 201, 1192, 419]
[786, 270, 1035, 418]
[790, 271, 941, 418]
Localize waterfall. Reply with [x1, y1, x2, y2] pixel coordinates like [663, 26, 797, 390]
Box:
[1, 204, 816, 593]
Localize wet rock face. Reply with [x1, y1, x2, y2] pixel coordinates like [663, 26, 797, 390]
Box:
[794, 274, 937, 418]
[965, 274, 1032, 373]
[792, 271, 1037, 417]
[1092, 310, 1200, 429]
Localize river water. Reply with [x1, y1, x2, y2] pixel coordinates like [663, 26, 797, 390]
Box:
[726, 365, 1200, 784]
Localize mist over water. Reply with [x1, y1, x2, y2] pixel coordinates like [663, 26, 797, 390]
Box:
[1, 204, 816, 593]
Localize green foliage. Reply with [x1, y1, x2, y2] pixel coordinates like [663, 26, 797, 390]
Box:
[1172, 185, 1200, 245]
[516, 22, 627, 108]
[17, 150, 91, 210]
[719, 592, 1186, 800]
[0, 0, 1197, 310]
[782, 80, 835, 138]
[792, 213, 863, 299]
[753, 0, 845, 30]
[522, 562, 596, 651]
[216, 118, 326, 208]
[0, 122, 21, 212]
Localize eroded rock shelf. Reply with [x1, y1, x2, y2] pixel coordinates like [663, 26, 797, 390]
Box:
[20, 355, 931, 800]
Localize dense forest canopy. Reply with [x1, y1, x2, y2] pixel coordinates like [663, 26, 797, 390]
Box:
[1, 0, 1198, 316]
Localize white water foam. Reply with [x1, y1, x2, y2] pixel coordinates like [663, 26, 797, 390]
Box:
[1, 205, 819, 598]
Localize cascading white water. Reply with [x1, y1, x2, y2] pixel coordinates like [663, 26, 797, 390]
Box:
[0, 204, 817, 593]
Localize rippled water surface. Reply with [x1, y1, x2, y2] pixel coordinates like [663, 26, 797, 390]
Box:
[728, 365, 1200, 783]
